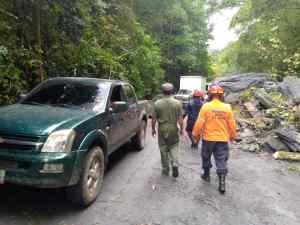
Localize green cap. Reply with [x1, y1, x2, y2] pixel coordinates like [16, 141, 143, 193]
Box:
[162, 82, 174, 92]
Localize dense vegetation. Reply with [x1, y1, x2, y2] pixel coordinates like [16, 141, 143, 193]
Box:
[0, 0, 212, 105]
[210, 0, 300, 79]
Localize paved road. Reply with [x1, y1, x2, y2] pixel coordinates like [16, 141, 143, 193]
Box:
[0, 125, 300, 225]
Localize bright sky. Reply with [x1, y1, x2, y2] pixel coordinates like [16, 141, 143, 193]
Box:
[208, 8, 239, 51]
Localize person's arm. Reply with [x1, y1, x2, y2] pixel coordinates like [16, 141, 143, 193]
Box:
[152, 118, 157, 137]
[178, 116, 184, 135]
[192, 104, 206, 142]
[227, 108, 237, 142]
[177, 102, 184, 135]
[152, 104, 158, 137]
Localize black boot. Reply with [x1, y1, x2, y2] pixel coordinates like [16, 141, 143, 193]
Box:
[172, 166, 179, 178]
[218, 175, 226, 194]
[194, 142, 199, 150]
[201, 168, 210, 182]
[162, 168, 169, 176]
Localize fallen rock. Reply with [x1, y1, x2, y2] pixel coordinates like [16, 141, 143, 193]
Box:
[225, 93, 240, 104]
[263, 81, 278, 92]
[239, 128, 255, 139]
[216, 73, 268, 93]
[276, 129, 300, 152]
[243, 102, 261, 118]
[263, 135, 287, 153]
[240, 142, 261, 153]
[278, 76, 300, 104]
[254, 89, 277, 109]
[273, 151, 300, 161]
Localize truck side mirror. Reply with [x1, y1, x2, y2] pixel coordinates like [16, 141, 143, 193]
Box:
[110, 101, 128, 113]
[18, 93, 27, 102]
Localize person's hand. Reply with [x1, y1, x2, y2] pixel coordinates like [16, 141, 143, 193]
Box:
[193, 137, 199, 144]
[179, 128, 184, 136]
[193, 137, 198, 144]
[152, 129, 156, 137]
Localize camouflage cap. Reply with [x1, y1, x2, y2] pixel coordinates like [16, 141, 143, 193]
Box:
[161, 82, 174, 92]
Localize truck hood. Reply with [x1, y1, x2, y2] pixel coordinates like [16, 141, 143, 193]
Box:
[0, 104, 95, 136]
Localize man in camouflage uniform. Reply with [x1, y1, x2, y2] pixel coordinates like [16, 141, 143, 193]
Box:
[152, 83, 184, 177]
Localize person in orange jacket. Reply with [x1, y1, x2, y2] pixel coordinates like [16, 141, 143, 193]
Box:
[192, 84, 236, 194]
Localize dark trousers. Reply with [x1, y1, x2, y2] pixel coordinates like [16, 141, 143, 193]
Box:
[187, 130, 196, 145]
[186, 120, 196, 146]
[201, 140, 229, 175]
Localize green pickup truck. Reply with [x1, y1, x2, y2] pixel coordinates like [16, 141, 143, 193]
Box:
[0, 77, 148, 206]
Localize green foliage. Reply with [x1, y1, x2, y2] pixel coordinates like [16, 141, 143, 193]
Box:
[240, 88, 254, 102]
[0, 0, 211, 104]
[135, 0, 212, 87]
[0, 46, 25, 105]
[213, 0, 300, 77]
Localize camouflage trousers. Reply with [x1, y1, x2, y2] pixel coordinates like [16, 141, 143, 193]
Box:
[158, 142, 179, 172]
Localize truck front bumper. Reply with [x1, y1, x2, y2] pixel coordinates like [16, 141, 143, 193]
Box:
[0, 150, 86, 188]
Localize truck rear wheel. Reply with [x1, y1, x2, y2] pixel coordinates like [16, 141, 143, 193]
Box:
[131, 120, 147, 151]
[66, 146, 105, 207]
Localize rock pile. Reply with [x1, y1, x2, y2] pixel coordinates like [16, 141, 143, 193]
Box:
[217, 73, 300, 161]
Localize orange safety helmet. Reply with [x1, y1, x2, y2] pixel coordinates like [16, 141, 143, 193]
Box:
[193, 89, 204, 97]
[208, 85, 224, 95]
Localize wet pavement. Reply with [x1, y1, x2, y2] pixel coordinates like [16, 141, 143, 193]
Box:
[0, 126, 300, 225]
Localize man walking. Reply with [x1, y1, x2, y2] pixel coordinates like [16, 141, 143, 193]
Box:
[192, 85, 236, 194]
[186, 90, 204, 149]
[152, 83, 184, 177]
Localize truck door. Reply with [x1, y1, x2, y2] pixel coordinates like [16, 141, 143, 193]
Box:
[123, 84, 139, 135]
[106, 85, 128, 151]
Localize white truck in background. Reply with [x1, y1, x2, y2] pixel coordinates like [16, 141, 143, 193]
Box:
[174, 76, 207, 115]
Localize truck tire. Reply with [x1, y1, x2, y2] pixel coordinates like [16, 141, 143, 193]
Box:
[131, 120, 147, 151]
[66, 146, 105, 207]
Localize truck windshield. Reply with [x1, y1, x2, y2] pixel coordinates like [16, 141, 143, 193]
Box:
[21, 82, 109, 111]
[178, 89, 192, 95]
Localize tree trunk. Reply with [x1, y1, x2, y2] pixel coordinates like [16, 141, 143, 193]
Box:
[273, 151, 300, 161]
[33, 0, 44, 83]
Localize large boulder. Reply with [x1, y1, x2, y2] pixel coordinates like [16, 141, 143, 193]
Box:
[276, 128, 300, 153]
[263, 134, 287, 153]
[254, 89, 277, 109]
[278, 76, 300, 104]
[263, 81, 278, 92]
[216, 73, 268, 93]
[224, 93, 240, 104]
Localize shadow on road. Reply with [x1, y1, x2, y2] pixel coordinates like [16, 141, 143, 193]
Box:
[0, 145, 133, 219]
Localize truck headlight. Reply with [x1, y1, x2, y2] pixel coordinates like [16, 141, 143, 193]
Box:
[42, 129, 76, 153]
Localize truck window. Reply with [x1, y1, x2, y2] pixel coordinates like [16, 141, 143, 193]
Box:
[21, 82, 108, 111]
[178, 89, 192, 95]
[110, 85, 126, 102]
[124, 85, 137, 104]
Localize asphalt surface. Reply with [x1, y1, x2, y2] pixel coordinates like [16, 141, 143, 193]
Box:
[0, 125, 300, 225]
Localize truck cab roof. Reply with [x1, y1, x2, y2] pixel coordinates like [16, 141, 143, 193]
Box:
[47, 77, 127, 86]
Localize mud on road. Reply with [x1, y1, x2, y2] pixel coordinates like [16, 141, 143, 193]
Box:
[0, 125, 300, 225]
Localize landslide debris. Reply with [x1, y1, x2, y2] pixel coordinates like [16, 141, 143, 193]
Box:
[217, 73, 300, 163]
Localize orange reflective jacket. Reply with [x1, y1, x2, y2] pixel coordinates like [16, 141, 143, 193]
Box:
[192, 99, 236, 142]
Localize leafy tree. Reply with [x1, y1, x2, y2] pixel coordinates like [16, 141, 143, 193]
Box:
[0, 0, 212, 104]
[213, 0, 300, 78]
[135, 0, 212, 88]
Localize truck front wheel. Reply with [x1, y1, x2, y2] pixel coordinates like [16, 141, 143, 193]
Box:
[66, 146, 105, 207]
